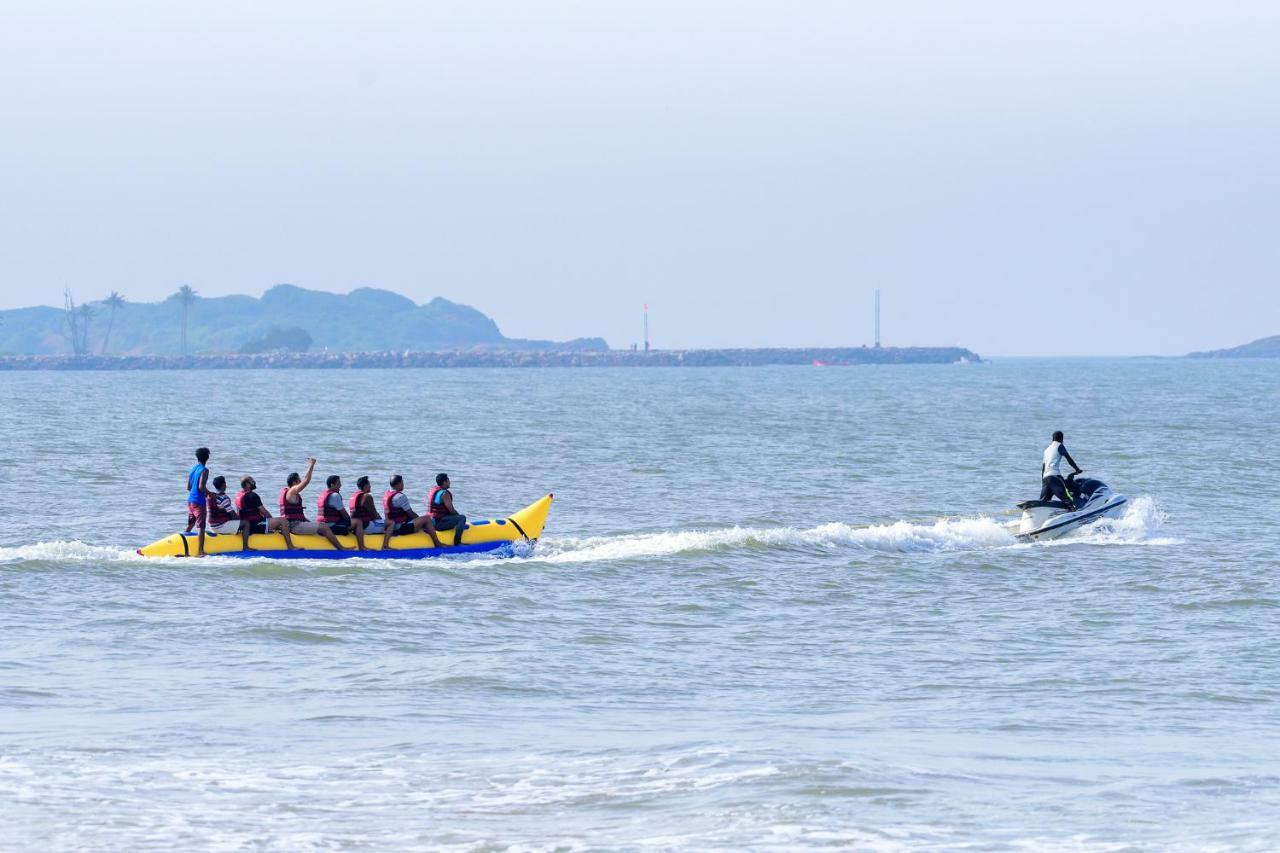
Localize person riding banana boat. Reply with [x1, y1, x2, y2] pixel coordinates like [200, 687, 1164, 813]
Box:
[381, 474, 444, 549]
[183, 447, 212, 557]
[427, 473, 467, 546]
[279, 458, 355, 551]
[146, 447, 553, 559]
[235, 475, 295, 551]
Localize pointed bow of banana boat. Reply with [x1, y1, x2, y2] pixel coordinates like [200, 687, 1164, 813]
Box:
[507, 493, 554, 540]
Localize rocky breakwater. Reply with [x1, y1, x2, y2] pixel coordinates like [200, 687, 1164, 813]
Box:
[0, 346, 980, 370]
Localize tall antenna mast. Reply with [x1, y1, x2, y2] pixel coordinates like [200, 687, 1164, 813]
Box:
[875, 289, 881, 349]
[643, 304, 650, 352]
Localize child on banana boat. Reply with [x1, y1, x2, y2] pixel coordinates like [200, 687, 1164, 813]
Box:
[183, 447, 212, 557]
[182, 448, 468, 552]
[206, 476, 239, 537]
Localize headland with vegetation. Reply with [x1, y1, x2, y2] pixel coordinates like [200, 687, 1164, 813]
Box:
[1189, 335, 1280, 359]
[0, 283, 980, 368]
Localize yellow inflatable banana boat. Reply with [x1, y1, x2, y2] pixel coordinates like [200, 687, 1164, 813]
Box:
[137, 494, 553, 559]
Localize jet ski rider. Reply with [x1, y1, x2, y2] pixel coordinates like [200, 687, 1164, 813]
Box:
[1041, 430, 1083, 509]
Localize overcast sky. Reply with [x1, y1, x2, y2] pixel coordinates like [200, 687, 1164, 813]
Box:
[1, 1, 1277, 355]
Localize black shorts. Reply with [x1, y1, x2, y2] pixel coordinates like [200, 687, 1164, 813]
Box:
[329, 522, 351, 536]
[246, 520, 269, 535]
[390, 521, 417, 536]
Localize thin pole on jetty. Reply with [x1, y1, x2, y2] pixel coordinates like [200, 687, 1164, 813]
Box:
[875, 289, 881, 349]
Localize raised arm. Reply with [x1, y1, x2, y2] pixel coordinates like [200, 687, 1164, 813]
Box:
[289, 457, 317, 499]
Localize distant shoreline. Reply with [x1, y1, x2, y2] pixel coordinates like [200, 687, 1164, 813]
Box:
[0, 347, 979, 371]
[1188, 334, 1280, 359]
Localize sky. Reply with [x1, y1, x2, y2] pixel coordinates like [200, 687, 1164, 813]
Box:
[1, 1, 1277, 356]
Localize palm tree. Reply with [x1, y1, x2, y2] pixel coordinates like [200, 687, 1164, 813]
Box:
[76, 303, 95, 356]
[63, 289, 82, 356]
[177, 285, 197, 356]
[101, 291, 125, 354]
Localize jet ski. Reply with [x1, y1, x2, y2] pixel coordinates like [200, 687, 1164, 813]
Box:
[1012, 473, 1127, 541]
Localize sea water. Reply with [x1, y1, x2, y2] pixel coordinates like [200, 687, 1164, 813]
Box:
[1, 359, 1278, 850]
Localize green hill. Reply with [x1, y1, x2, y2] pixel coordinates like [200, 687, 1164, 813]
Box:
[1188, 335, 1280, 358]
[0, 285, 608, 355]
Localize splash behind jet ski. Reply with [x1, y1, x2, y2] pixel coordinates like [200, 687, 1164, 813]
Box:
[1013, 473, 1127, 541]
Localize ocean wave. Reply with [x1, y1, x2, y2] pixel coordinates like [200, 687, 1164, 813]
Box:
[1038, 495, 1179, 547]
[0, 744, 1183, 850]
[527, 516, 1017, 564]
[0, 540, 146, 564]
[515, 496, 1173, 564]
[0, 497, 1172, 569]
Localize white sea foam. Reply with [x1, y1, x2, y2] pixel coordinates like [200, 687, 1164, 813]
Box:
[526, 515, 1018, 564]
[0, 497, 1173, 569]
[0, 745, 1159, 851]
[514, 495, 1175, 564]
[0, 540, 145, 564]
[1040, 495, 1179, 547]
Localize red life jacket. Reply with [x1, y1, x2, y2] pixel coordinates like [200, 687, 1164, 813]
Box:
[279, 487, 307, 521]
[427, 486, 451, 520]
[208, 492, 237, 526]
[350, 491, 377, 523]
[317, 488, 345, 524]
[236, 489, 267, 522]
[383, 489, 411, 524]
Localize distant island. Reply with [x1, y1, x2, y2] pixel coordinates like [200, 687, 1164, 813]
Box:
[0, 283, 983, 368]
[0, 284, 607, 355]
[1188, 335, 1280, 359]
